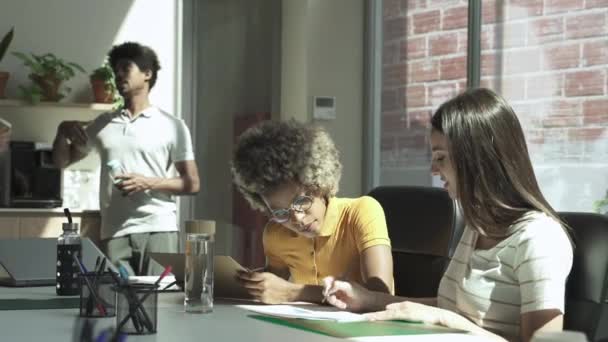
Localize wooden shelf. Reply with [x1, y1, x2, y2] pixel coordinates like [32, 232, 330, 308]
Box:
[0, 99, 114, 111]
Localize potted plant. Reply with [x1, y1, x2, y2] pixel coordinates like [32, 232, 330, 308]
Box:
[594, 191, 608, 215]
[0, 27, 15, 99]
[12, 52, 85, 103]
[90, 61, 118, 104]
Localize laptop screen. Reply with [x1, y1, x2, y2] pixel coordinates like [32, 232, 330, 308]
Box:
[0, 238, 114, 287]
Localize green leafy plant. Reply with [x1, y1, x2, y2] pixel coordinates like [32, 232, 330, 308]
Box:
[0, 27, 14, 64]
[90, 61, 122, 107]
[593, 191, 608, 214]
[12, 52, 85, 103]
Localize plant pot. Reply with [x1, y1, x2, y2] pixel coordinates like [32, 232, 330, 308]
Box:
[0, 71, 9, 99]
[90, 79, 114, 103]
[30, 74, 63, 101]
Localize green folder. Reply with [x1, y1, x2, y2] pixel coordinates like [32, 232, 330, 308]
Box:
[250, 314, 466, 338]
[0, 297, 80, 310]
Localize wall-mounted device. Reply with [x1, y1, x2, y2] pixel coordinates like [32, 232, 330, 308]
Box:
[312, 96, 336, 120]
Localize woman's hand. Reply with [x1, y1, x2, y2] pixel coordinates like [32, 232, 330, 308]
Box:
[364, 301, 505, 340]
[322, 276, 375, 312]
[364, 301, 446, 325]
[237, 270, 296, 304]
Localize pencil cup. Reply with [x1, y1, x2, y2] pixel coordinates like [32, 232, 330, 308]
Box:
[115, 283, 158, 335]
[79, 272, 116, 317]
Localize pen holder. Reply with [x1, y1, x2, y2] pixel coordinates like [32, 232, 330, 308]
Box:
[79, 272, 116, 318]
[115, 283, 159, 335]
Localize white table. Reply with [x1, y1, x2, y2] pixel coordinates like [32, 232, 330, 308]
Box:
[0, 287, 488, 341]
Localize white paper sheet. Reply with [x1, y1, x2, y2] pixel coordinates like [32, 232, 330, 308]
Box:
[237, 304, 366, 322]
[128, 275, 180, 290]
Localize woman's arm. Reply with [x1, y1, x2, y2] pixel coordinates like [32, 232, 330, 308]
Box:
[364, 301, 507, 341]
[359, 245, 394, 293]
[323, 277, 438, 312]
[520, 310, 563, 342]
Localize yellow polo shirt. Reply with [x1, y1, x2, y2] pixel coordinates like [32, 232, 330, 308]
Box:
[263, 196, 391, 286]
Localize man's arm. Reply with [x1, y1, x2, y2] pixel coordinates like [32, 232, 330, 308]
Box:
[118, 159, 200, 196]
[52, 121, 90, 168]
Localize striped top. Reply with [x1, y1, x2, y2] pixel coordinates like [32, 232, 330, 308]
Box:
[437, 211, 573, 340]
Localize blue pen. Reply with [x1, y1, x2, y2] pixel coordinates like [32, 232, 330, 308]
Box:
[95, 329, 110, 342]
[75, 256, 90, 274]
[118, 265, 130, 280]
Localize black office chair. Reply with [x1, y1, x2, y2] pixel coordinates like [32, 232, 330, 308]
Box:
[559, 212, 608, 342]
[368, 186, 464, 297]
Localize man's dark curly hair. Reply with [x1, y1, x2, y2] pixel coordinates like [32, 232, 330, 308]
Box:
[107, 42, 161, 89]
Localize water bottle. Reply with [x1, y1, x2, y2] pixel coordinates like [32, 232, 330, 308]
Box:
[107, 160, 126, 186]
[107, 160, 150, 200]
[56, 212, 82, 296]
[184, 220, 215, 313]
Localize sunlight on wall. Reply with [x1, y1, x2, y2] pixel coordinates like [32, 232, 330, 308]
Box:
[113, 0, 179, 115]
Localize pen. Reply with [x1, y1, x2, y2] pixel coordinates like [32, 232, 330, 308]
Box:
[118, 265, 130, 280]
[86, 257, 102, 315]
[72, 254, 107, 316]
[109, 270, 124, 286]
[118, 266, 171, 334]
[116, 286, 146, 334]
[154, 265, 172, 287]
[98, 258, 107, 275]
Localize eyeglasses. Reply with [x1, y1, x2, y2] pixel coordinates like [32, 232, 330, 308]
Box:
[260, 194, 314, 223]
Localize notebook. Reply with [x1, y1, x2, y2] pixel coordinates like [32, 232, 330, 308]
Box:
[149, 253, 253, 300]
[0, 238, 115, 287]
[251, 315, 466, 338]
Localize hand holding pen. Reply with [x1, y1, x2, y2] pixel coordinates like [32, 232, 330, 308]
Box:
[322, 276, 372, 312]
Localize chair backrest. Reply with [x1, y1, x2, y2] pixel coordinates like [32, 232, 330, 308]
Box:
[368, 186, 464, 297]
[559, 212, 608, 342]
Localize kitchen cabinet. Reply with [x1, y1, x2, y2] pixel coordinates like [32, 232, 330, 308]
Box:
[0, 209, 101, 244]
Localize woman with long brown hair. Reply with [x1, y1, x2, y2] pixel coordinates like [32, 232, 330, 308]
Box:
[323, 88, 573, 342]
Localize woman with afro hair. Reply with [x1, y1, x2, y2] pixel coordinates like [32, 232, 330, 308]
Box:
[232, 120, 394, 304]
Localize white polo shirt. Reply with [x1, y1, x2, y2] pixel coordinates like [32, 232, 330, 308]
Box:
[84, 106, 195, 240]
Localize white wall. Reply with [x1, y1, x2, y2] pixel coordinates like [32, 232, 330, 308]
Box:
[194, 0, 282, 256]
[0, 0, 182, 211]
[0, 0, 179, 114]
[281, 0, 365, 197]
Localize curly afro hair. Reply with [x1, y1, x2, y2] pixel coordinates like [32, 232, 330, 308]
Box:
[231, 120, 342, 212]
[108, 41, 161, 89]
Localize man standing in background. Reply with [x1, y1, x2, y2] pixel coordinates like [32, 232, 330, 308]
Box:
[52, 42, 200, 275]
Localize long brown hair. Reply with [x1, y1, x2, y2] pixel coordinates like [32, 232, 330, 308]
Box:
[431, 88, 571, 241]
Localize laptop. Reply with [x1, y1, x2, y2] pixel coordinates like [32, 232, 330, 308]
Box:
[149, 252, 254, 300]
[0, 238, 115, 287]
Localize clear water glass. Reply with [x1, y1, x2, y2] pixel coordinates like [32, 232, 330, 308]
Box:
[184, 233, 214, 313]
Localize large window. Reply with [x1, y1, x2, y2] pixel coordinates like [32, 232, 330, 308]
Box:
[376, 0, 468, 187]
[369, 0, 608, 212]
[479, 1, 608, 211]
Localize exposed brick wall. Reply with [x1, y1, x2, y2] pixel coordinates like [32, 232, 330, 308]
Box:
[382, 0, 468, 169]
[381, 0, 608, 170]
